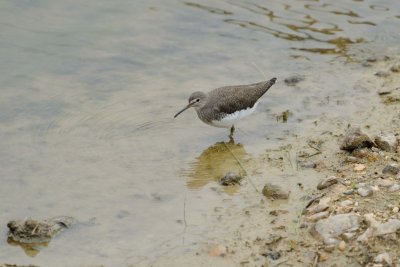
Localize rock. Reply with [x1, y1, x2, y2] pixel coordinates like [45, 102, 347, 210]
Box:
[261, 251, 281, 260]
[306, 197, 331, 215]
[265, 233, 282, 245]
[284, 74, 305, 86]
[262, 183, 290, 200]
[340, 200, 353, 207]
[391, 64, 400, 73]
[345, 156, 360, 163]
[299, 161, 317, 168]
[375, 219, 400, 236]
[375, 132, 397, 152]
[375, 252, 393, 267]
[317, 176, 338, 190]
[375, 71, 390, 77]
[269, 210, 289, 216]
[343, 189, 355, 195]
[311, 213, 360, 245]
[340, 127, 373, 152]
[351, 148, 374, 159]
[358, 214, 400, 243]
[7, 216, 74, 244]
[306, 211, 330, 222]
[392, 207, 399, 213]
[338, 240, 346, 251]
[358, 186, 373, 197]
[382, 163, 400, 175]
[376, 179, 395, 188]
[388, 183, 400, 192]
[209, 244, 227, 257]
[353, 163, 366, 171]
[219, 171, 242, 186]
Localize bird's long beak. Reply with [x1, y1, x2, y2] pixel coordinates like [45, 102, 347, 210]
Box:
[174, 103, 193, 118]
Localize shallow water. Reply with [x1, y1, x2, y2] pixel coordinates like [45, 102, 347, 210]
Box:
[0, 0, 400, 266]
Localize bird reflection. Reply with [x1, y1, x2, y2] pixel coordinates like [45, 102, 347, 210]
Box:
[185, 138, 249, 195]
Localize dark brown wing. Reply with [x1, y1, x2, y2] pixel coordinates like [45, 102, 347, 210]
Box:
[206, 78, 276, 118]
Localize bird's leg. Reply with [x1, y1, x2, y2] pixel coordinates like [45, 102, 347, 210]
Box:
[229, 125, 235, 139]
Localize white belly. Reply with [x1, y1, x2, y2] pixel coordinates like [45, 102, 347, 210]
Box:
[209, 103, 258, 128]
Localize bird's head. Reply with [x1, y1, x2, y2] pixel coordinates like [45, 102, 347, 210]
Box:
[174, 91, 207, 118]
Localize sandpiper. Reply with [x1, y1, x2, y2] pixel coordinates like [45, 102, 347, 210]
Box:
[174, 77, 277, 137]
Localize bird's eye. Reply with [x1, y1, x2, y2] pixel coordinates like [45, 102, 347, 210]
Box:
[196, 99, 200, 102]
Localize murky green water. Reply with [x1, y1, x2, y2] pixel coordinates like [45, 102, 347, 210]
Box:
[0, 0, 399, 266]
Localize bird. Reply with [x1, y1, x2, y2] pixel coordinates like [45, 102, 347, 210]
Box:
[174, 77, 277, 138]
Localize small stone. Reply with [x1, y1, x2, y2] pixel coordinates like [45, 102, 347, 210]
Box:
[392, 207, 399, 213]
[391, 64, 400, 73]
[343, 189, 355, 195]
[284, 74, 305, 86]
[338, 241, 346, 251]
[375, 132, 397, 152]
[306, 211, 330, 222]
[219, 171, 242, 186]
[358, 186, 373, 197]
[375, 71, 390, 77]
[345, 156, 360, 163]
[341, 200, 353, 207]
[354, 164, 366, 171]
[375, 252, 393, 267]
[376, 179, 395, 188]
[262, 183, 290, 200]
[265, 233, 282, 245]
[267, 251, 281, 260]
[341, 127, 373, 152]
[311, 214, 360, 245]
[317, 176, 338, 190]
[307, 197, 331, 215]
[299, 161, 317, 168]
[388, 184, 400, 192]
[209, 244, 227, 257]
[382, 163, 400, 175]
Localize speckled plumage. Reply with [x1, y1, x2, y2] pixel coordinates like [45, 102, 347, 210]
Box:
[195, 78, 276, 124]
[174, 77, 277, 136]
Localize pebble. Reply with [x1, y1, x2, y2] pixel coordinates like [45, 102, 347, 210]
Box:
[340, 200, 353, 207]
[219, 171, 242, 186]
[382, 163, 400, 175]
[374, 132, 397, 152]
[317, 176, 338, 190]
[375, 71, 390, 77]
[392, 207, 399, 213]
[340, 127, 373, 152]
[358, 186, 373, 197]
[209, 244, 227, 257]
[338, 240, 346, 251]
[311, 213, 360, 245]
[388, 183, 400, 192]
[299, 161, 317, 168]
[343, 189, 355, 195]
[376, 179, 395, 188]
[262, 183, 290, 200]
[307, 197, 330, 215]
[345, 156, 360, 163]
[306, 211, 330, 222]
[284, 74, 305, 86]
[353, 163, 366, 171]
[391, 64, 400, 72]
[374, 252, 393, 266]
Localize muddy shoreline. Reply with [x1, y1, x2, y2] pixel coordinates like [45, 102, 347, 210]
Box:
[144, 53, 400, 267]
